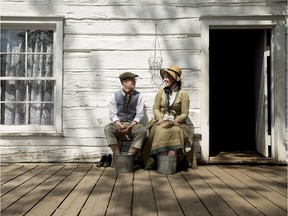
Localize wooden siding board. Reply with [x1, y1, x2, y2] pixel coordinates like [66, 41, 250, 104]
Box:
[63, 110, 200, 129]
[64, 5, 287, 19]
[62, 90, 199, 109]
[0, 146, 110, 163]
[64, 70, 201, 88]
[1, 4, 285, 19]
[0, 138, 106, 146]
[64, 19, 201, 35]
[64, 35, 201, 51]
[61, 0, 287, 6]
[63, 51, 201, 70]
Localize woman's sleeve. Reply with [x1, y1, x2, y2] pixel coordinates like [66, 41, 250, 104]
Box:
[175, 91, 190, 123]
[153, 88, 164, 120]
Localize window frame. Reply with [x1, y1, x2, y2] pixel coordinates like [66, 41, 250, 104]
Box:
[0, 17, 63, 135]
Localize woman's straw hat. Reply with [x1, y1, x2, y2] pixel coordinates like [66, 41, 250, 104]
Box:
[160, 65, 182, 81]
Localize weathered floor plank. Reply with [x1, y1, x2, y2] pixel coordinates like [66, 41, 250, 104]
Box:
[248, 166, 287, 187]
[1, 165, 76, 216]
[183, 167, 237, 216]
[1, 164, 287, 216]
[224, 165, 287, 212]
[198, 166, 263, 215]
[235, 165, 287, 197]
[150, 170, 184, 216]
[1, 164, 38, 185]
[1, 165, 62, 211]
[25, 165, 91, 216]
[52, 165, 100, 216]
[168, 171, 211, 216]
[132, 169, 157, 216]
[106, 172, 134, 216]
[1, 165, 51, 196]
[214, 166, 286, 216]
[79, 168, 117, 216]
[260, 165, 288, 178]
[0, 164, 21, 173]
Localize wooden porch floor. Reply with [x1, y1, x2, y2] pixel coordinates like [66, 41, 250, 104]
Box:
[1, 163, 287, 216]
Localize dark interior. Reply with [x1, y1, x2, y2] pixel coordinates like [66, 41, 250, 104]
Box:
[209, 29, 265, 156]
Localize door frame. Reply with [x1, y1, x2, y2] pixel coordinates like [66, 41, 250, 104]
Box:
[200, 16, 286, 162]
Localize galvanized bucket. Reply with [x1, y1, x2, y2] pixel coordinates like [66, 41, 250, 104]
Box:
[157, 155, 177, 175]
[113, 153, 135, 173]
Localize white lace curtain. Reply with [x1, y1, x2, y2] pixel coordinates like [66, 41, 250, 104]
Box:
[1, 29, 54, 125]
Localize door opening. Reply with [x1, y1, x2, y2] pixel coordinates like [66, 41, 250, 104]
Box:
[209, 29, 271, 157]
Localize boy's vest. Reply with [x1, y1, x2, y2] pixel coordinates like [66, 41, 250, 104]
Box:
[114, 90, 140, 122]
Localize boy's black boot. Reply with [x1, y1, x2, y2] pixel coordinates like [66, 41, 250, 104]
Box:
[103, 154, 112, 167]
[96, 155, 107, 167]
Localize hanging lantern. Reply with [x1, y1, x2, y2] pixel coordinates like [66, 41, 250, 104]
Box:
[148, 23, 164, 87]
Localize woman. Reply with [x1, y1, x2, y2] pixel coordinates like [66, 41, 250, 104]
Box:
[142, 65, 194, 170]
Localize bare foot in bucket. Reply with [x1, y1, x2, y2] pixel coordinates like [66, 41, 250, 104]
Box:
[128, 147, 138, 155]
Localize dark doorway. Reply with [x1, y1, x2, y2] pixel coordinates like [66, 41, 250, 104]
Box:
[209, 29, 265, 156]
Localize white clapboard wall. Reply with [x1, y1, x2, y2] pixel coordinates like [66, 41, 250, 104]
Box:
[0, 0, 287, 162]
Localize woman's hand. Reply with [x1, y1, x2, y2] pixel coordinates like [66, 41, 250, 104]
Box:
[156, 118, 164, 125]
[173, 120, 180, 126]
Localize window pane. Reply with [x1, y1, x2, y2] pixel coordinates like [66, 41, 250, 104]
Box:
[1, 80, 26, 101]
[1, 29, 25, 53]
[1, 103, 26, 125]
[27, 54, 53, 77]
[1, 54, 26, 77]
[27, 30, 53, 53]
[28, 80, 54, 102]
[29, 103, 54, 125]
[0, 23, 58, 128]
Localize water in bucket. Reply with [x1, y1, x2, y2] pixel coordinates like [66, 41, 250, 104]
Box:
[113, 153, 135, 173]
[157, 155, 177, 175]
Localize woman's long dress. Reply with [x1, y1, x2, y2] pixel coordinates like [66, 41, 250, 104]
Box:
[142, 87, 194, 166]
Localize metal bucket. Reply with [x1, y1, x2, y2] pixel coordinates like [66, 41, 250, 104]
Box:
[113, 153, 135, 173]
[157, 155, 177, 175]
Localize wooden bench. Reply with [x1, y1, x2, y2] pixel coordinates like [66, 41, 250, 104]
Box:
[186, 133, 202, 169]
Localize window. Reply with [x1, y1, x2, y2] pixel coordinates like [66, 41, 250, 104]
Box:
[0, 17, 63, 134]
